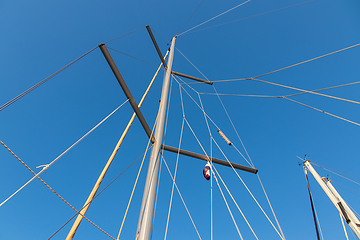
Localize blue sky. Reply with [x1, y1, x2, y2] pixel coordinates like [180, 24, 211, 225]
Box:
[1, 0, 360, 239]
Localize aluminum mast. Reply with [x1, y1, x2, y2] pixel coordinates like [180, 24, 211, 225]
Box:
[304, 161, 360, 239]
[135, 36, 176, 240]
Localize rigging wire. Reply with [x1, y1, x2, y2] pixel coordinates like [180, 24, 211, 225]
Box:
[48, 150, 148, 239]
[0, 26, 145, 113]
[135, 98, 166, 238]
[211, 78, 250, 83]
[181, 0, 315, 36]
[175, 75, 215, 239]
[175, 48, 256, 168]
[211, 83, 254, 167]
[209, 83, 285, 237]
[162, 71, 174, 148]
[212, 164, 257, 240]
[173, 68, 253, 167]
[256, 174, 287, 239]
[335, 182, 360, 198]
[108, 47, 158, 67]
[251, 43, 360, 79]
[163, 127, 184, 239]
[175, 47, 286, 238]
[178, 73, 254, 167]
[212, 137, 285, 240]
[0, 46, 98, 112]
[175, 48, 208, 81]
[283, 97, 360, 127]
[177, 0, 205, 35]
[311, 162, 360, 186]
[200, 92, 280, 98]
[0, 100, 128, 208]
[170, 76, 284, 238]
[210, 42, 360, 84]
[297, 158, 360, 219]
[252, 78, 360, 105]
[176, 79, 219, 128]
[116, 124, 154, 240]
[0, 140, 116, 240]
[284, 80, 360, 98]
[178, 0, 251, 36]
[163, 80, 186, 240]
[316, 208, 325, 240]
[103, 26, 145, 44]
[161, 155, 203, 240]
[196, 81, 216, 240]
[212, 168, 245, 240]
[200, 78, 360, 99]
[300, 157, 360, 181]
[152, 29, 171, 45]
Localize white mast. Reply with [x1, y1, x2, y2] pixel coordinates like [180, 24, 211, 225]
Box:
[135, 36, 176, 240]
[304, 161, 360, 239]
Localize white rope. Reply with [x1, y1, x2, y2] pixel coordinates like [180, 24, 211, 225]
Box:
[42, 99, 129, 173]
[184, 117, 211, 160]
[253, 78, 360, 105]
[176, 48, 209, 81]
[212, 138, 285, 239]
[163, 84, 186, 240]
[313, 194, 324, 240]
[173, 79, 257, 238]
[181, 0, 315, 36]
[200, 92, 280, 98]
[175, 54, 255, 164]
[196, 82, 215, 240]
[311, 162, 360, 186]
[257, 174, 286, 239]
[0, 100, 128, 207]
[212, 163, 258, 239]
[211, 83, 287, 238]
[0, 167, 44, 207]
[175, 77, 256, 170]
[178, 0, 251, 36]
[173, 76, 218, 127]
[172, 53, 254, 167]
[176, 44, 286, 238]
[212, 169, 244, 240]
[161, 155, 203, 240]
[211, 84, 254, 167]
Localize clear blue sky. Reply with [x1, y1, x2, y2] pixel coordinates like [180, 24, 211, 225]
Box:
[1, 0, 360, 239]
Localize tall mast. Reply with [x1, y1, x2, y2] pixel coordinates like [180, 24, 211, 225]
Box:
[136, 36, 176, 240]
